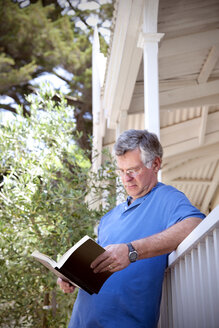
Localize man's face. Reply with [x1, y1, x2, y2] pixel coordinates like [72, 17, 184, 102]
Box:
[116, 148, 160, 200]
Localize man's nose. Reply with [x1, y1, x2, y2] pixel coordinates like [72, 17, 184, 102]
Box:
[122, 173, 133, 181]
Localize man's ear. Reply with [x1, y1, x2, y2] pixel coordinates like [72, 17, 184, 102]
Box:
[152, 157, 162, 173]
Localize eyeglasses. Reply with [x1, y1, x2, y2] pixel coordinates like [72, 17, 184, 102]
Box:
[116, 160, 153, 178]
[116, 164, 148, 178]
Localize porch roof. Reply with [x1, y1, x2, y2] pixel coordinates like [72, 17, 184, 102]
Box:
[98, 0, 219, 213]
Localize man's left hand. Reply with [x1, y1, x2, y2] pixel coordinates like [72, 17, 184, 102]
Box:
[90, 244, 130, 273]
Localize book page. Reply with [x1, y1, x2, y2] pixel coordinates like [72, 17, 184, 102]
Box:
[31, 250, 57, 268]
[31, 251, 80, 289]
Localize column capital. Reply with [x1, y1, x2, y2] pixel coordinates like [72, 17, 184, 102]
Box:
[137, 32, 165, 48]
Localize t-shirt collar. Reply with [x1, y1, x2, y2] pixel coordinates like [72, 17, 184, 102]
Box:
[126, 182, 161, 207]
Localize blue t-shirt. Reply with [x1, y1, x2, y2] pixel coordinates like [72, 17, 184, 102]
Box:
[68, 183, 205, 328]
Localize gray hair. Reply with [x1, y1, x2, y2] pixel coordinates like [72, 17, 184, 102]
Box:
[114, 129, 163, 168]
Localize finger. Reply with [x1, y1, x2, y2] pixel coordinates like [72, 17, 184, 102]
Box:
[107, 264, 117, 272]
[57, 278, 75, 293]
[90, 251, 109, 270]
[93, 258, 113, 273]
[61, 283, 75, 293]
[64, 285, 75, 293]
[58, 279, 69, 288]
[57, 277, 62, 285]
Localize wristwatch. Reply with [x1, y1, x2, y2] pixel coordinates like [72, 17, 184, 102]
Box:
[127, 242, 138, 262]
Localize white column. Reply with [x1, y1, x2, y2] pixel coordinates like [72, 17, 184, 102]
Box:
[143, 33, 163, 138]
[142, 33, 163, 182]
[137, 0, 164, 137]
[92, 26, 106, 170]
[138, 0, 164, 180]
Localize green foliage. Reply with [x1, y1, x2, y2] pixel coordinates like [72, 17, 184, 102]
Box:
[0, 86, 118, 327]
[0, 0, 114, 150]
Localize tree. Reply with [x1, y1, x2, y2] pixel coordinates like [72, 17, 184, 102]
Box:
[0, 86, 119, 327]
[0, 0, 114, 150]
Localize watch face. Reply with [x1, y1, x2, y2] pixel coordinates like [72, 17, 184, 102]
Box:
[129, 251, 138, 262]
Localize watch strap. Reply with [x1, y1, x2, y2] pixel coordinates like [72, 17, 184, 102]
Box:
[127, 242, 135, 252]
[127, 242, 138, 262]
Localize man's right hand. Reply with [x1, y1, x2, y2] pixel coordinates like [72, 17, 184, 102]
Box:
[57, 277, 76, 293]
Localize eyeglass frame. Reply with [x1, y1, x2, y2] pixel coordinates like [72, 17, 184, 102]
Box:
[115, 161, 153, 178]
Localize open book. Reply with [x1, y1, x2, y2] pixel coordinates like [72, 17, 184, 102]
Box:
[31, 235, 113, 295]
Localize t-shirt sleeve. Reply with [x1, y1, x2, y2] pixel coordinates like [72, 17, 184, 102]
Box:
[165, 189, 206, 229]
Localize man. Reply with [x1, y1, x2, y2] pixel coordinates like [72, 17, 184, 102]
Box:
[58, 129, 205, 328]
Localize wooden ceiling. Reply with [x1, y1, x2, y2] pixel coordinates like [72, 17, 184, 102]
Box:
[98, 0, 219, 214]
[158, 0, 219, 213]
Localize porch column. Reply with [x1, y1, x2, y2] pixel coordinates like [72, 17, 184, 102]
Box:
[139, 0, 164, 139]
[138, 0, 164, 181]
[143, 33, 163, 137]
[92, 26, 106, 171]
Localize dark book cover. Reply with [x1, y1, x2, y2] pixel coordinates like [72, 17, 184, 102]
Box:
[31, 236, 113, 295]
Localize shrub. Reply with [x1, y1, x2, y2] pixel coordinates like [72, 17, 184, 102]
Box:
[0, 86, 120, 327]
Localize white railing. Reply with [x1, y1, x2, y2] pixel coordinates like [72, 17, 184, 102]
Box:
[158, 205, 219, 328]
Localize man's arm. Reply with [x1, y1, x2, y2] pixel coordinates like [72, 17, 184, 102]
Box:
[133, 217, 202, 259]
[91, 217, 202, 273]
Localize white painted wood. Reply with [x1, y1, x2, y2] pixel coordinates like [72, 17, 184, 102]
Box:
[201, 161, 219, 213]
[162, 143, 219, 171]
[103, 0, 132, 122]
[184, 254, 194, 326]
[163, 130, 219, 157]
[138, 32, 165, 47]
[159, 49, 209, 80]
[143, 41, 161, 135]
[162, 153, 219, 179]
[158, 2, 219, 37]
[213, 228, 219, 303]
[109, 45, 143, 128]
[92, 26, 104, 169]
[103, 0, 144, 129]
[172, 179, 211, 186]
[190, 248, 200, 328]
[126, 113, 145, 130]
[171, 266, 178, 327]
[160, 80, 219, 107]
[161, 110, 219, 148]
[161, 116, 202, 146]
[205, 235, 218, 326]
[116, 110, 127, 136]
[142, 0, 163, 138]
[197, 242, 209, 327]
[92, 27, 103, 126]
[159, 207, 219, 327]
[199, 106, 209, 146]
[143, 0, 159, 33]
[161, 94, 219, 110]
[206, 108, 219, 133]
[179, 260, 186, 327]
[129, 93, 144, 114]
[159, 79, 197, 92]
[159, 30, 219, 58]
[129, 83, 219, 113]
[211, 188, 219, 210]
[198, 44, 219, 84]
[168, 205, 219, 265]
